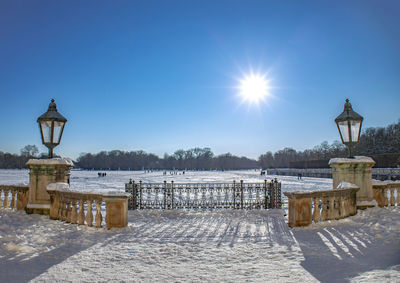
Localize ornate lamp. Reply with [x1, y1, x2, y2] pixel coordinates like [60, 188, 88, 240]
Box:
[37, 99, 67, 158]
[335, 99, 363, 158]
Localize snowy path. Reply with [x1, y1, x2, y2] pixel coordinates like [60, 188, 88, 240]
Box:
[2, 209, 318, 282]
[0, 207, 399, 282]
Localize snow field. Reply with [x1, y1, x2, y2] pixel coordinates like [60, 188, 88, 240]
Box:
[1, 169, 399, 282]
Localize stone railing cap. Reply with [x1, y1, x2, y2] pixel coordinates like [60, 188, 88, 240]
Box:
[284, 187, 359, 199]
[0, 182, 28, 187]
[329, 156, 375, 165]
[26, 158, 74, 166]
[336, 181, 359, 190]
[372, 179, 400, 187]
[102, 191, 131, 198]
[47, 182, 70, 192]
[0, 184, 29, 190]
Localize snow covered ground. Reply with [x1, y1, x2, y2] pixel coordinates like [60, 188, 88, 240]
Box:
[0, 168, 333, 193]
[0, 169, 399, 282]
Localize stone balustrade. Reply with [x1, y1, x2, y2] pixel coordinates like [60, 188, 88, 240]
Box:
[0, 185, 29, 210]
[372, 180, 400, 207]
[284, 184, 359, 227]
[47, 183, 130, 229]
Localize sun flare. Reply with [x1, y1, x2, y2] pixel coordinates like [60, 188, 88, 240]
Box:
[239, 74, 270, 105]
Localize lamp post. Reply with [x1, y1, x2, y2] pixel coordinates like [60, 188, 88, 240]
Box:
[335, 99, 363, 158]
[37, 99, 67, 158]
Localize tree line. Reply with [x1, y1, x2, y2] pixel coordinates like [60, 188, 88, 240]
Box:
[259, 119, 400, 168]
[77, 148, 258, 170]
[1, 119, 399, 169]
[0, 145, 41, 169]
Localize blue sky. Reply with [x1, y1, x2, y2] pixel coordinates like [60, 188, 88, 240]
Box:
[1, 0, 399, 160]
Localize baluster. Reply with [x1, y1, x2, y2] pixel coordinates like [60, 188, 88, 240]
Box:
[86, 199, 93, 226]
[312, 197, 320, 223]
[66, 199, 72, 223]
[4, 189, 9, 209]
[63, 198, 68, 221]
[384, 188, 389, 206]
[397, 188, 400, 206]
[78, 199, 85, 225]
[95, 200, 102, 228]
[390, 187, 395, 206]
[71, 200, 78, 224]
[58, 196, 64, 220]
[321, 197, 328, 221]
[64, 199, 69, 221]
[10, 190, 16, 210]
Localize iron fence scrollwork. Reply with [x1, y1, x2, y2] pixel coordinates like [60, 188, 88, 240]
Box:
[125, 178, 281, 210]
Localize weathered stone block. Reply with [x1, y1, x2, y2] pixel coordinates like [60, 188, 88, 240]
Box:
[26, 158, 73, 215]
[103, 193, 130, 229]
[329, 156, 375, 204]
[287, 197, 312, 227]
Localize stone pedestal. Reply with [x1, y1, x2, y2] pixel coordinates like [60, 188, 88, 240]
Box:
[25, 158, 73, 215]
[329, 156, 375, 206]
[286, 196, 312, 227]
[103, 193, 131, 229]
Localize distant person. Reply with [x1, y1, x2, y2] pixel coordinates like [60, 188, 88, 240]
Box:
[298, 173, 302, 180]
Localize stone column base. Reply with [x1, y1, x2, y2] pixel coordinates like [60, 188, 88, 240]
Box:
[25, 158, 73, 215]
[357, 204, 375, 210]
[25, 204, 51, 215]
[356, 199, 378, 210]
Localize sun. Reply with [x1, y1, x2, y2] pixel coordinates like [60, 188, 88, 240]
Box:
[238, 73, 270, 105]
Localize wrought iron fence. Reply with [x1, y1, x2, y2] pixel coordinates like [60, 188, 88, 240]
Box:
[125, 179, 281, 210]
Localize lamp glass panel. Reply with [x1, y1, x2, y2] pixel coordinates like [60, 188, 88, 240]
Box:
[52, 121, 64, 143]
[40, 121, 52, 143]
[338, 121, 350, 142]
[350, 120, 361, 142]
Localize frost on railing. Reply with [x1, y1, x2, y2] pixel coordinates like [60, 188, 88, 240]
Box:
[125, 179, 282, 210]
[47, 183, 130, 229]
[284, 183, 359, 227]
[0, 185, 29, 210]
[372, 180, 400, 207]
